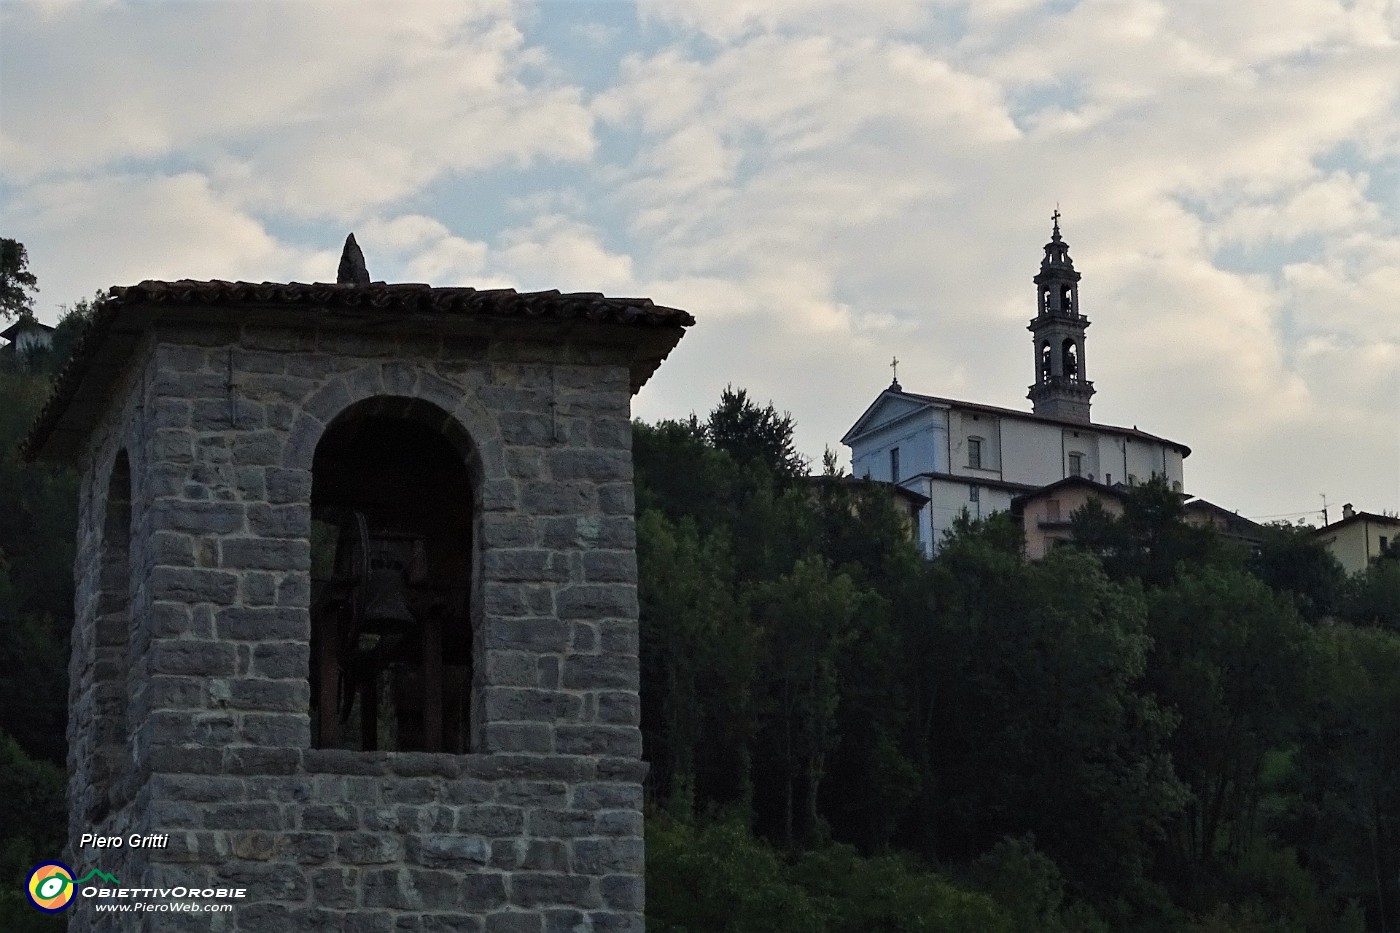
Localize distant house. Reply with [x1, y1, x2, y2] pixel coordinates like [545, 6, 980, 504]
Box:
[806, 475, 931, 545]
[0, 317, 55, 369]
[1312, 504, 1400, 574]
[1183, 498, 1266, 550]
[1011, 476, 1127, 560]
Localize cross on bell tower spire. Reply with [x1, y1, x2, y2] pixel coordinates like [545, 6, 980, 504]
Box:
[1027, 211, 1095, 422]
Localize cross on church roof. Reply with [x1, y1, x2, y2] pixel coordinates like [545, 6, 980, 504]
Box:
[1051, 207, 1061, 240]
[890, 356, 901, 390]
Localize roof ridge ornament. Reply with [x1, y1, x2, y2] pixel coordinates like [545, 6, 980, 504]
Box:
[337, 233, 371, 286]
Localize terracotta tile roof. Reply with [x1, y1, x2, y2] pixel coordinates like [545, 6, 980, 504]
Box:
[23, 279, 694, 462]
[104, 279, 696, 327]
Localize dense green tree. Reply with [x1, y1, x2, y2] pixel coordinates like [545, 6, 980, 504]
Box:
[747, 557, 869, 849]
[634, 418, 738, 534]
[1338, 557, 1400, 631]
[1277, 625, 1400, 931]
[638, 509, 755, 814]
[0, 238, 38, 321]
[647, 814, 1018, 933]
[925, 520, 1187, 912]
[1249, 522, 1347, 623]
[1069, 477, 1218, 587]
[0, 369, 77, 766]
[705, 386, 807, 482]
[0, 729, 66, 932]
[1146, 566, 1311, 889]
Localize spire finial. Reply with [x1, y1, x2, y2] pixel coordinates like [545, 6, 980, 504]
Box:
[890, 356, 901, 390]
[337, 233, 370, 285]
[1051, 206, 1061, 240]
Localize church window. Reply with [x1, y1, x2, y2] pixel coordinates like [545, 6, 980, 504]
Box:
[1040, 342, 1052, 381]
[890, 447, 900, 483]
[967, 437, 983, 470]
[311, 397, 479, 754]
[1068, 452, 1083, 477]
[969, 485, 979, 502]
[1060, 284, 1073, 313]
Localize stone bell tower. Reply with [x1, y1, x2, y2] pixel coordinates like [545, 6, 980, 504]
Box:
[1027, 211, 1095, 423]
[26, 235, 692, 932]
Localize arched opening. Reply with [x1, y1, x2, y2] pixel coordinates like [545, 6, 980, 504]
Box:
[309, 397, 479, 753]
[92, 450, 132, 821]
[1040, 341, 1052, 382]
[1062, 339, 1079, 381]
[1060, 284, 1073, 313]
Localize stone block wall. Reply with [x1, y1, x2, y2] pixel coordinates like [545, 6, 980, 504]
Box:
[67, 324, 647, 932]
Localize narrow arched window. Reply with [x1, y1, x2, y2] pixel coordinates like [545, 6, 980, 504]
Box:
[1040, 342, 1052, 381]
[1063, 340, 1079, 381]
[310, 397, 480, 753]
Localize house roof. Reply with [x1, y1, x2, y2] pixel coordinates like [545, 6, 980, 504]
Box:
[23, 279, 694, 463]
[1312, 510, 1400, 537]
[811, 474, 932, 506]
[0, 318, 56, 342]
[1184, 497, 1266, 533]
[1010, 474, 1129, 509]
[842, 387, 1192, 456]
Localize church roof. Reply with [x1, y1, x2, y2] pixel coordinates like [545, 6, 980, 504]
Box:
[842, 387, 1191, 456]
[24, 278, 694, 462]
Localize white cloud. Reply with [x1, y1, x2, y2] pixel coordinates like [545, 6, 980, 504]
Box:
[637, 0, 934, 41]
[0, 1, 592, 222]
[594, 1, 1400, 515]
[7, 171, 330, 302]
[2, 0, 1397, 517]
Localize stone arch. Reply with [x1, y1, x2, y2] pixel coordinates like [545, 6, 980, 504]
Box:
[284, 363, 504, 482]
[90, 448, 132, 821]
[308, 395, 483, 753]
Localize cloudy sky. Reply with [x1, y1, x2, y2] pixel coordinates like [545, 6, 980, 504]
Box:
[2, 0, 1397, 523]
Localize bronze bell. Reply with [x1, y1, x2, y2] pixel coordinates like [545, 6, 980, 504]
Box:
[363, 552, 415, 626]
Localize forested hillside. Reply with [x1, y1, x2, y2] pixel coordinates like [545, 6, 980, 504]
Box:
[635, 392, 1400, 932]
[0, 245, 1396, 929]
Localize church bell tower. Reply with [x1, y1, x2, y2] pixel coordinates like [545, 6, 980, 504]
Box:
[1027, 211, 1094, 423]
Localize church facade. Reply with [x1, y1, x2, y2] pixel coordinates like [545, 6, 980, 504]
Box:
[842, 218, 1190, 556]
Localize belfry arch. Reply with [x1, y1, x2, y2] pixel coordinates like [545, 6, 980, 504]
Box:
[309, 396, 481, 753]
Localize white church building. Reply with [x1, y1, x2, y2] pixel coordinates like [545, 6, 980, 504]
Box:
[842, 217, 1190, 556]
